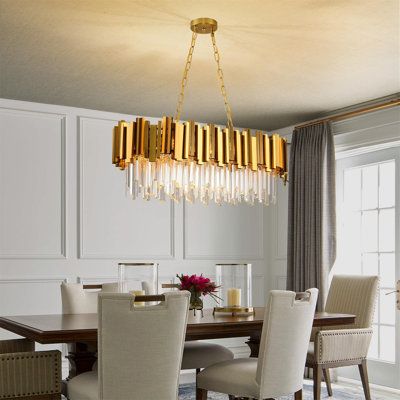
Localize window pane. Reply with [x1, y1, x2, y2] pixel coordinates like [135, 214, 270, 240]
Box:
[379, 208, 395, 252]
[380, 326, 395, 363]
[362, 165, 378, 210]
[363, 253, 378, 276]
[368, 325, 379, 359]
[344, 168, 361, 210]
[380, 290, 396, 325]
[380, 253, 395, 288]
[379, 161, 395, 208]
[343, 211, 362, 273]
[361, 210, 378, 252]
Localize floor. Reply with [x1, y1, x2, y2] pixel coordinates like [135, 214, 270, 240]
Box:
[178, 380, 398, 399]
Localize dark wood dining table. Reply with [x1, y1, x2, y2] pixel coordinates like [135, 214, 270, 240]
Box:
[0, 308, 355, 379]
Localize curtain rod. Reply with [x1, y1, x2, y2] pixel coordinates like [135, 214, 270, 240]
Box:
[294, 99, 400, 130]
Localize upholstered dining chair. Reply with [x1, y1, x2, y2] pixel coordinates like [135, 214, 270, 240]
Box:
[0, 338, 61, 399]
[60, 282, 119, 374]
[307, 275, 379, 400]
[161, 282, 234, 391]
[67, 291, 190, 400]
[61, 282, 119, 314]
[197, 288, 319, 400]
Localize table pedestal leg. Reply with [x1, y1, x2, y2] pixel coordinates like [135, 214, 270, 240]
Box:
[246, 331, 260, 357]
[66, 342, 97, 379]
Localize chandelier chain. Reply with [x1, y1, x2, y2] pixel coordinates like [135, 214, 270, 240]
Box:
[175, 32, 197, 122]
[211, 32, 234, 131]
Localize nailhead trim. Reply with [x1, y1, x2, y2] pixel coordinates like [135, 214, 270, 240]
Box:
[315, 330, 372, 363]
[0, 351, 60, 398]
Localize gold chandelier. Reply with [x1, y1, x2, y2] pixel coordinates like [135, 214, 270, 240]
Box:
[112, 18, 287, 206]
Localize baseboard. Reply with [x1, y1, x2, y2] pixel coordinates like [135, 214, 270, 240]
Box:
[337, 376, 400, 395]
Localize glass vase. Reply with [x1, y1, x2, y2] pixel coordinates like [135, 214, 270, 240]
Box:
[189, 291, 204, 317]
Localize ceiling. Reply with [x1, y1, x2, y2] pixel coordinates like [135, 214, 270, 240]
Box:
[0, 0, 399, 130]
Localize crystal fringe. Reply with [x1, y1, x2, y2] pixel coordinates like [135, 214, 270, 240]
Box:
[126, 157, 277, 205]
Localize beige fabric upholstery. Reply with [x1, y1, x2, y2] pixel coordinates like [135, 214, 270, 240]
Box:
[68, 371, 97, 400]
[61, 282, 119, 314]
[324, 275, 379, 329]
[308, 328, 373, 364]
[68, 291, 190, 400]
[307, 275, 379, 365]
[198, 358, 259, 397]
[0, 340, 61, 399]
[181, 342, 234, 370]
[198, 289, 318, 399]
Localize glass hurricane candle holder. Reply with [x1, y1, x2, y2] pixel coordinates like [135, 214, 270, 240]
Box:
[118, 263, 159, 296]
[213, 263, 254, 316]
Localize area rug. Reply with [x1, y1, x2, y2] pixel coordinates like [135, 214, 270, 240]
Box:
[178, 383, 382, 399]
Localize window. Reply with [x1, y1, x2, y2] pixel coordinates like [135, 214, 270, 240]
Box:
[336, 160, 396, 363]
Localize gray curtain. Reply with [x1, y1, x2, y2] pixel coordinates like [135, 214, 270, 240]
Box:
[286, 121, 336, 311]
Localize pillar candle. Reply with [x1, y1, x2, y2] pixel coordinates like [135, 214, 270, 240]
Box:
[131, 290, 146, 306]
[227, 288, 241, 307]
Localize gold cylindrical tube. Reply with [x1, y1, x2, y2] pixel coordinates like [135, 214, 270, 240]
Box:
[223, 128, 230, 164]
[271, 134, 279, 170]
[156, 121, 162, 158]
[183, 122, 190, 159]
[143, 120, 150, 158]
[256, 131, 264, 166]
[196, 124, 204, 164]
[250, 136, 258, 171]
[217, 127, 224, 166]
[174, 122, 184, 161]
[281, 137, 287, 173]
[149, 124, 157, 162]
[125, 122, 134, 163]
[204, 126, 210, 162]
[241, 130, 249, 166]
[229, 129, 235, 163]
[161, 116, 172, 154]
[117, 121, 126, 161]
[235, 130, 242, 168]
[264, 134, 271, 171]
[188, 120, 196, 158]
[135, 118, 143, 156]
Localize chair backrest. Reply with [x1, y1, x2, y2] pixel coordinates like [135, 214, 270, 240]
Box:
[256, 289, 318, 399]
[60, 282, 119, 314]
[325, 275, 379, 329]
[98, 291, 190, 400]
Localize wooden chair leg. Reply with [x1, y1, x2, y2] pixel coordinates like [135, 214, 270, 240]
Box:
[196, 387, 208, 400]
[313, 364, 322, 400]
[323, 368, 333, 396]
[295, 389, 303, 400]
[358, 359, 371, 400]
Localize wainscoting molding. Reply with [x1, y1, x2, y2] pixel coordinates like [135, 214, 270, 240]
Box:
[183, 201, 264, 261]
[78, 116, 175, 259]
[0, 108, 67, 259]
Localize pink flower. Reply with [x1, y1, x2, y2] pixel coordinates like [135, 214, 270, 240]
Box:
[176, 274, 220, 300]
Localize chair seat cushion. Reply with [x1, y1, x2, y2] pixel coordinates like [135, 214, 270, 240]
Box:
[68, 371, 98, 400]
[181, 341, 234, 370]
[197, 358, 259, 398]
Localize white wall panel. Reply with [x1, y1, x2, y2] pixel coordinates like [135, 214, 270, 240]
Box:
[79, 116, 174, 259]
[0, 109, 66, 258]
[184, 202, 263, 260]
[0, 98, 272, 377]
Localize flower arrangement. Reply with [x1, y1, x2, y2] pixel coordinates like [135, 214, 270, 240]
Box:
[176, 274, 221, 315]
